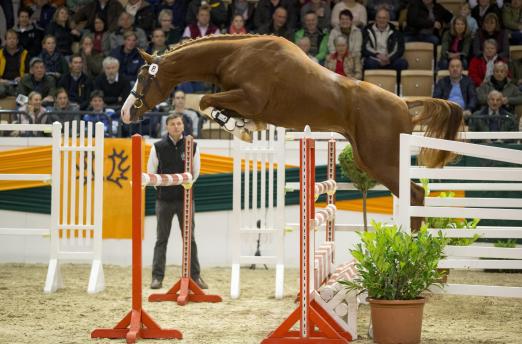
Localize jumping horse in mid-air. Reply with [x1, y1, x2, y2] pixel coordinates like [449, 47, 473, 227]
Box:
[120, 34, 463, 228]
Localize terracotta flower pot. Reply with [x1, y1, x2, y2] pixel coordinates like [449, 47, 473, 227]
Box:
[368, 297, 426, 344]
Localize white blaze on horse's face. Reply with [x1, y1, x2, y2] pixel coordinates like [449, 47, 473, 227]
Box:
[121, 82, 137, 124]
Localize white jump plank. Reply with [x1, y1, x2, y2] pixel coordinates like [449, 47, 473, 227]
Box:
[410, 206, 522, 220]
[427, 183, 522, 191]
[410, 167, 522, 181]
[430, 284, 522, 298]
[438, 259, 522, 269]
[426, 197, 522, 208]
[444, 246, 522, 259]
[428, 227, 522, 239]
[0, 174, 51, 181]
[239, 255, 278, 264]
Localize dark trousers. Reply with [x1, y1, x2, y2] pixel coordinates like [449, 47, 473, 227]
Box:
[152, 199, 201, 281]
[0, 0, 14, 29]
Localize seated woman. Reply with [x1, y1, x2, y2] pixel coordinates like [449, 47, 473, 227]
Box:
[79, 34, 104, 79]
[39, 35, 69, 81]
[12, 91, 49, 136]
[228, 14, 248, 34]
[472, 13, 509, 59]
[324, 35, 362, 80]
[45, 88, 81, 124]
[438, 15, 472, 70]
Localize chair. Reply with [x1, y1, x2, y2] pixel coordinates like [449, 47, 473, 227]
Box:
[363, 70, 397, 94]
[404, 42, 434, 70]
[400, 70, 434, 97]
[510, 45, 522, 61]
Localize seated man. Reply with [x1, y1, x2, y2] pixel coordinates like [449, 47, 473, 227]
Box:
[362, 8, 408, 72]
[182, 5, 221, 39]
[294, 11, 329, 64]
[433, 58, 478, 120]
[13, 7, 44, 58]
[58, 54, 94, 110]
[256, 6, 294, 41]
[476, 61, 522, 113]
[469, 90, 518, 136]
[109, 12, 148, 51]
[0, 29, 29, 98]
[94, 56, 132, 108]
[16, 57, 56, 104]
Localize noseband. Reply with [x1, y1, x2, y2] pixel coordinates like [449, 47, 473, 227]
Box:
[131, 59, 161, 110]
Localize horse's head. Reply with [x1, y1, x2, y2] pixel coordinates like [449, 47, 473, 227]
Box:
[121, 50, 171, 124]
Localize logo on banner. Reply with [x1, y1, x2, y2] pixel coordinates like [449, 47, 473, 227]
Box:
[107, 148, 130, 188]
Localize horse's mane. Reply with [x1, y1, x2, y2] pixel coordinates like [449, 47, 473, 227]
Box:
[161, 34, 275, 57]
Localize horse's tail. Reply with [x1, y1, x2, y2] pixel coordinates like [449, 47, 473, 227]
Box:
[405, 98, 464, 168]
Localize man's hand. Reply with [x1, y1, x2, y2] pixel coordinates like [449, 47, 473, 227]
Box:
[43, 95, 54, 103]
[434, 21, 442, 30]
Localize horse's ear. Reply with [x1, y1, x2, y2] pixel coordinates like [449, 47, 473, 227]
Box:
[138, 49, 153, 64]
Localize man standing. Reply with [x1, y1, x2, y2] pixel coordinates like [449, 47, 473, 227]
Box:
[148, 113, 207, 290]
[433, 58, 478, 119]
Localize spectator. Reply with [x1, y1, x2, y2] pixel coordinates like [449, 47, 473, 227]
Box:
[94, 56, 132, 107]
[476, 61, 522, 113]
[228, 0, 256, 31]
[157, 0, 188, 30]
[301, 0, 331, 31]
[469, 39, 506, 87]
[502, 0, 522, 44]
[366, 0, 401, 21]
[126, 0, 156, 35]
[57, 54, 93, 110]
[186, 0, 228, 28]
[32, 0, 57, 29]
[296, 36, 319, 63]
[471, 0, 502, 29]
[13, 91, 49, 136]
[67, 0, 93, 14]
[472, 13, 509, 59]
[362, 8, 407, 73]
[73, 0, 124, 32]
[438, 15, 472, 70]
[325, 35, 362, 79]
[0, 30, 29, 98]
[328, 9, 362, 56]
[228, 14, 248, 34]
[109, 11, 149, 51]
[148, 28, 168, 55]
[1, 0, 14, 29]
[39, 35, 69, 80]
[256, 6, 294, 41]
[110, 31, 144, 81]
[158, 9, 183, 46]
[254, 0, 297, 31]
[160, 90, 200, 137]
[182, 5, 221, 39]
[460, 2, 479, 36]
[79, 34, 103, 79]
[13, 7, 44, 58]
[434, 58, 478, 119]
[469, 90, 518, 134]
[46, 88, 81, 123]
[404, 0, 452, 45]
[46, 6, 79, 57]
[90, 15, 111, 55]
[294, 11, 329, 63]
[17, 57, 56, 103]
[331, 0, 367, 29]
[83, 90, 114, 135]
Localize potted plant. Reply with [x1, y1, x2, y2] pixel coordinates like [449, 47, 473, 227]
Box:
[341, 221, 447, 344]
[339, 145, 378, 231]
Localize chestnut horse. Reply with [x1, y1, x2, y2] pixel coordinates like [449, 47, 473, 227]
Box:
[121, 34, 463, 223]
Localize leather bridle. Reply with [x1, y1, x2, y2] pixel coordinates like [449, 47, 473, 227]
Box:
[131, 57, 161, 110]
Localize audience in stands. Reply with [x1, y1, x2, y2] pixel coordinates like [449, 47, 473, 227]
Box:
[434, 58, 477, 119]
[404, 0, 452, 45]
[94, 56, 131, 107]
[471, 0, 502, 29]
[17, 57, 56, 104]
[110, 31, 144, 81]
[126, 0, 157, 35]
[510, 57, 522, 91]
[477, 61, 522, 113]
[83, 90, 113, 135]
[14, 7, 44, 58]
[158, 9, 183, 46]
[300, 0, 331, 31]
[331, 0, 367, 29]
[79, 34, 104, 79]
[46, 6, 79, 57]
[295, 11, 329, 63]
[90, 15, 111, 55]
[161, 90, 200, 137]
[473, 13, 509, 59]
[228, 0, 256, 31]
[228, 14, 248, 34]
[254, 0, 297, 32]
[109, 12, 149, 51]
[0, 0, 14, 30]
[58, 54, 94, 110]
[46, 88, 82, 124]
[502, 0, 522, 44]
[31, 0, 57, 30]
[183, 5, 221, 38]
[469, 39, 506, 87]
[73, 0, 124, 32]
[256, 6, 294, 40]
[0, 30, 29, 98]
[469, 90, 518, 134]
[438, 15, 471, 70]
[328, 9, 362, 56]
[296, 36, 319, 62]
[325, 35, 362, 79]
[186, 0, 228, 29]
[39, 35, 69, 80]
[148, 28, 169, 55]
[460, 3, 478, 36]
[14, 91, 49, 134]
[362, 8, 408, 72]
[366, 0, 401, 21]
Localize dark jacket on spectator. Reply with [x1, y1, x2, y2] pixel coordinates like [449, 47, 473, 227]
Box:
[0, 47, 29, 80]
[228, 0, 256, 30]
[256, 22, 294, 41]
[17, 74, 57, 98]
[157, 0, 188, 29]
[469, 106, 517, 132]
[362, 22, 405, 63]
[472, 29, 509, 59]
[39, 50, 69, 78]
[110, 46, 144, 81]
[134, 1, 157, 34]
[405, 0, 452, 36]
[74, 0, 124, 32]
[58, 73, 94, 110]
[471, 4, 502, 28]
[433, 75, 478, 111]
[468, 55, 506, 87]
[94, 73, 132, 106]
[254, 0, 298, 31]
[46, 21, 75, 56]
[13, 24, 44, 57]
[476, 77, 522, 110]
[186, 0, 228, 27]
